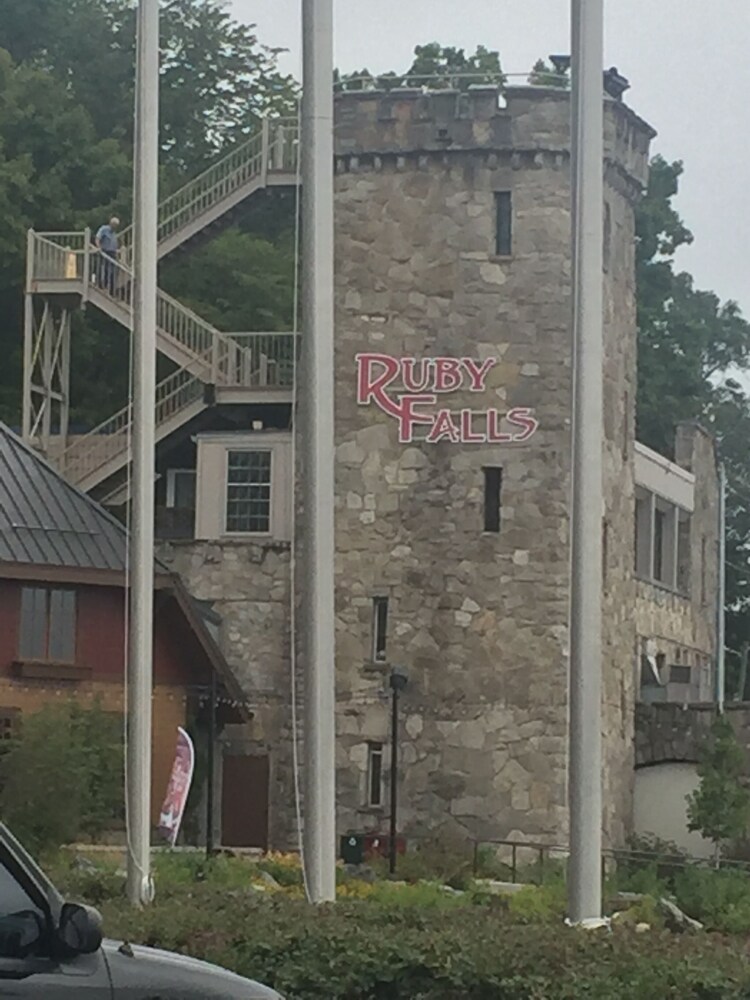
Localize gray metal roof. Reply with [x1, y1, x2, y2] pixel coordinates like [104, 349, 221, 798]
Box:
[0, 424, 128, 572]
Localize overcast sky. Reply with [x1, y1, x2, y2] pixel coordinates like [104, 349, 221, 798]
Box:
[230, 0, 749, 317]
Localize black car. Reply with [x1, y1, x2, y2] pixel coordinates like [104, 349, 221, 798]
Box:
[0, 822, 283, 997]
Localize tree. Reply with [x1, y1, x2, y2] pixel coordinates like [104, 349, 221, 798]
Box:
[0, 0, 298, 175]
[528, 58, 570, 89]
[0, 1, 298, 426]
[634, 156, 750, 670]
[687, 715, 750, 863]
[337, 43, 504, 92]
[161, 226, 296, 333]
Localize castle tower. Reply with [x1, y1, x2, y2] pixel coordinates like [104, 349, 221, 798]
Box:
[332, 86, 654, 845]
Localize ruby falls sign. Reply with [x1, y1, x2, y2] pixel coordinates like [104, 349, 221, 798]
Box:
[356, 353, 539, 445]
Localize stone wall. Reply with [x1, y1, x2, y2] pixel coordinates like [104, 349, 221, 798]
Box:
[332, 86, 652, 847]
[157, 539, 297, 846]
[635, 702, 750, 768]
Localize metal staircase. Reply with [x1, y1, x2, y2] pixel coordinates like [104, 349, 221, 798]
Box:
[23, 117, 299, 492]
[118, 118, 298, 263]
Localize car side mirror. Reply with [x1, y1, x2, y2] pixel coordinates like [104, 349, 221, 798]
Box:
[57, 903, 103, 956]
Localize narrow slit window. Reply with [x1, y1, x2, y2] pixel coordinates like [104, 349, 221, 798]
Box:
[367, 743, 384, 808]
[372, 597, 388, 663]
[484, 467, 503, 533]
[494, 191, 512, 256]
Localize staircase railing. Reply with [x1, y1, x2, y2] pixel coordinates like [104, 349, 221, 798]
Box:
[60, 333, 297, 486]
[61, 364, 206, 485]
[29, 232, 259, 382]
[118, 116, 299, 260]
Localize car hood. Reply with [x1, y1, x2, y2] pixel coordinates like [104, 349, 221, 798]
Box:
[102, 938, 282, 999]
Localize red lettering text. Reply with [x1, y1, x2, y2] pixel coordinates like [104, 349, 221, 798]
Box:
[426, 409, 461, 443]
[400, 358, 433, 392]
[486, 409, 514, 443]
[433, 358, 462, 392]
[356, 353, 401, 417]
[397, 394, 437, 444]
[507, 407, 539, 443]
[461, 358, 498, 392]
[460, 409, 486, 443]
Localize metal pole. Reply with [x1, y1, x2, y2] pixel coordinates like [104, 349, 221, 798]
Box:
[300, 0, 337, 904]
[567, 0, 604, 926]
[389, 685, 399, 876]
[206, 674, 217, 857]
[126, 0, 159, 908]
[717, 464, 726, 713]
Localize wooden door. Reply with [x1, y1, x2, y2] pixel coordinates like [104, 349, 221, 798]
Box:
[221, 754, 270, 849]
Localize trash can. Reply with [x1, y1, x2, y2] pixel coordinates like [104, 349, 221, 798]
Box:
[340, 834, 364, 866]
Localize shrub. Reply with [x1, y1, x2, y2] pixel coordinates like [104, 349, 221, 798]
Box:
[674, 866, 750, 933]
[370, 831, 475, 888]
[507, 882, 567, 924]
[0, 702, 123, 851]
[95, 888, 750, 1000]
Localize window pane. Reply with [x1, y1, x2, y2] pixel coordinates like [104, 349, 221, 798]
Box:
[173, 471, 196, 510]
[226, 451, 272, 533]
[653, 509, 665, 582]
[483, 468, 502, 533]
[48, 590, 76, 663]
[368, 744, 383, 808]
[372, 598, 388, 662]
[19, 589, 46, 661]
[494, 192, 512, 256]
[0, 861, 38, 922]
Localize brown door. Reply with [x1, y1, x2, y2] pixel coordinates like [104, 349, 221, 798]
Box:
[221, 754, 270, 849]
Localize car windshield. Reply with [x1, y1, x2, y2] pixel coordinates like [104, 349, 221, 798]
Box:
[0, 823, 63, 911]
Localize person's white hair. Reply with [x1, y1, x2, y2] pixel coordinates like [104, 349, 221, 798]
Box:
[110, 216, 120, 227]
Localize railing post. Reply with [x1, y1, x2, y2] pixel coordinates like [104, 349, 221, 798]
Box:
[260, 117, 270, 186]
[83, 228, 91, 301]
[274, 124, 285, 171]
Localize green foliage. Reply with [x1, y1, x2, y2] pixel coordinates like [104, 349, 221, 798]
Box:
[0, 0, 298, 426]
[635, 156, 750, 664]
[160, 227, 296, 332]
[507, 882, 566, 924]
[0, 702, 123, 851]
[687, 716, 750, 852]
[528, 58, 570, 89]
[337, 42, 504, 92]
[91, 885, 750, 999]
[674, 866, 750, 934]
[615, 834, 689, 894]
[369, 832, 475, 889]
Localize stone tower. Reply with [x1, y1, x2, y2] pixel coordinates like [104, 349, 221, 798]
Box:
[332, 85, 654, 845]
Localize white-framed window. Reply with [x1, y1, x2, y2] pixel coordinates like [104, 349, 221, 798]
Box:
[194, 432, 292, 542]
[367, 743, 384, 808]
[166, 469, 197, 510]
[225, 450, 273, 535]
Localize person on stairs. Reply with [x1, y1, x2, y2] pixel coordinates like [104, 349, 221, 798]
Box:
[94, 216, 120, 294]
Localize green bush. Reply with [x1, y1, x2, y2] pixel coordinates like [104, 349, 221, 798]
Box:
[507, 882, 567, 924]
[95, 887, 750, 1000]
[674, 867, 750, 933]
[0, 702, 123, 851]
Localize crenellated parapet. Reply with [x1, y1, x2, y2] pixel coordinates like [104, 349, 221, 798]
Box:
[334, 84, 655, 200]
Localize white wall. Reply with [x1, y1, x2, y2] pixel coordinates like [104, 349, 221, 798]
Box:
[633, 762, 713, 859]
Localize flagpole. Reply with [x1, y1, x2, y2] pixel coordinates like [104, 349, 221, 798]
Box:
[300, 0, 337, 903]
[127, 0, 159, 907]
[568, 0, 605, 925]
